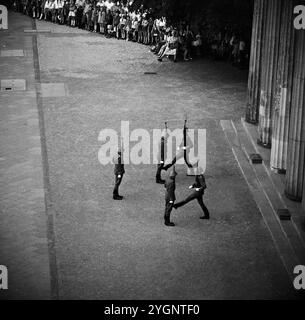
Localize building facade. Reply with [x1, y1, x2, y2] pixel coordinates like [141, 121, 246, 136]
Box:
[246, 0, 305, 210]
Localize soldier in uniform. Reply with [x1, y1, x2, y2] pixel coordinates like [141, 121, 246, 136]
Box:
[173, 167, 210, 219]
[113, 148, 125, 200]
[164, 166, 177, 227]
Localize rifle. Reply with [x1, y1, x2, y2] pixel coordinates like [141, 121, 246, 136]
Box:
[161, 122, 167, 163]
[183, 116, 196, 169]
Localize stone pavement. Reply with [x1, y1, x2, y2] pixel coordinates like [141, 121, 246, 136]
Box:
[0, 12, 53, 299]
[1, 12, 303, 300]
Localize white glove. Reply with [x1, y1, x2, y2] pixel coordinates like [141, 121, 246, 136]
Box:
[189, 185, 193, 189]
[195, 188, 200, 191]
[169, 201, 174, 204]
[118, 175, 121, 178]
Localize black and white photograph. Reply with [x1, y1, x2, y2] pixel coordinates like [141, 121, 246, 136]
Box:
[0, 0, 305, 306]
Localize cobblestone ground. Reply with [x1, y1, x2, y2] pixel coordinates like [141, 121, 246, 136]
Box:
[1, 12, 299, 299]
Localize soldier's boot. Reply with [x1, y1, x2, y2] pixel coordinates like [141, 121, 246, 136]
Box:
[113, 194, 123, 200]
[164, 220, 175, 227]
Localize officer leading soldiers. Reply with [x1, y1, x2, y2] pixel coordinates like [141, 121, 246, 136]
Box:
[173, 166, 210, 219]
[164, 166, 177, 227]
[113, 148, 125, 200]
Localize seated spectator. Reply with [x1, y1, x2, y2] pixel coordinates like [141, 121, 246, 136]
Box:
[158, 30, 179, 62]
[154, 28, 169, 56]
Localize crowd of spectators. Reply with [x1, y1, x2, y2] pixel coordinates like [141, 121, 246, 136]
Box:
[12, 0, 249, 67]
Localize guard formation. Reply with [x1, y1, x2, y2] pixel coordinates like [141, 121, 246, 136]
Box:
[112, 120, 210, 227]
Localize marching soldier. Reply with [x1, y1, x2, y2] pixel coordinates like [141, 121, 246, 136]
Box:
[173, 167, 210, 219]
[164, 166, 177, 227]
[113, 148, 125, 200]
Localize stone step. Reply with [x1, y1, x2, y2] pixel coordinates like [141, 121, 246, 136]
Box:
[220, 119, 299, 278]
[232, 120, 305, 265]
[241, 118, 305, 248]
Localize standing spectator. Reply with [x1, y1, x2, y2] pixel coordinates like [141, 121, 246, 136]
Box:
[184, 25, 194, 60]
[106, 8, 113, 37]
[75, 0, 84, 28]
[39, 0, 45, 19]
[98, 6, 105, 34]
[132, 17, 138, 42]
[113, 11, 120, 38]
[57, 0, 64, 24]
[137, 14, 143, 43]
[91, 3, 98, 32]
[125, 14, 132, 41]
[142, 14, 149, 44]
[238, 36, 246, 69]
[50, 0, 56, 23]
[147, 16, 154, 45]
[151, 18, 159, 45]
[44, 0, 51, 20]
[68, 0, 76, 26]
[120, 14, 127, 39]
[63, 0, 70, 25]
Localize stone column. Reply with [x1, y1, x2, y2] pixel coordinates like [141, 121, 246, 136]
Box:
[270, 0, 295, 172]
[257, 0, 282, 148]
[285, 30, 305, 201]
[303, 169, 305, 211]
[246, 0, 266, 124]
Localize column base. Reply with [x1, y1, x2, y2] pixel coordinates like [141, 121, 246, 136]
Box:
[284, 190, 302, 202]
[271, 167, 286, 174]
[257, 139, 271, 149]
[245, 115, 258, 125]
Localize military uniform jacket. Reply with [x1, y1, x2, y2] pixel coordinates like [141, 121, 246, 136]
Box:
[164, 177, 176, 202]
[113, 154, 125, 175]
[191, 174, 207, 195]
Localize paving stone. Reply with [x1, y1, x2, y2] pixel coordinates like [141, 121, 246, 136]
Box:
[0, 49, 24, 57]
[40, 83, 66, 97]
[0, 12, 51, 300]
